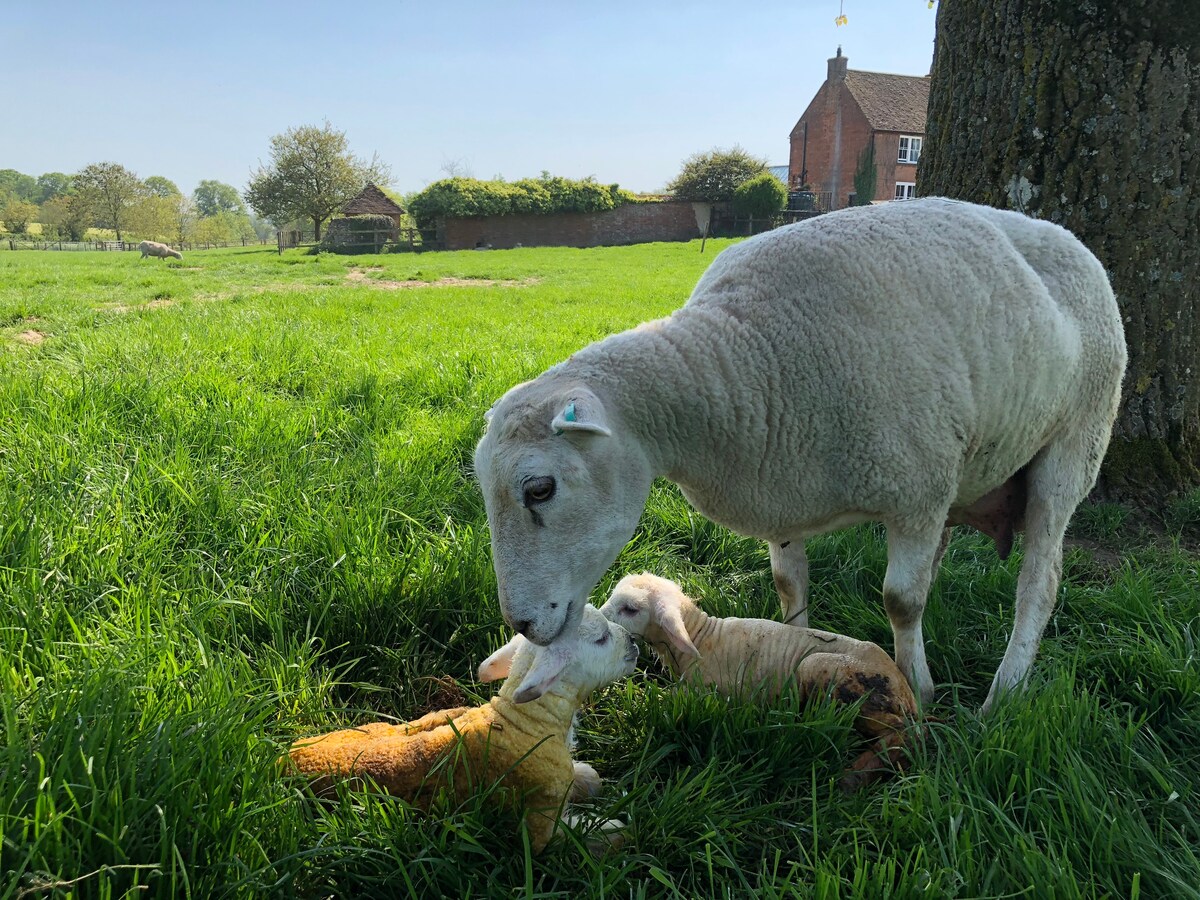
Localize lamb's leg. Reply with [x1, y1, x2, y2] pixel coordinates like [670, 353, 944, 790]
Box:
[400, 707, 474, 734]
[882, 523, 946, 705]
[570, 761, 602, 801]
[560, 810, 626, 855]
[770, 539, 810, 627]
[983, 436, 1097, 712]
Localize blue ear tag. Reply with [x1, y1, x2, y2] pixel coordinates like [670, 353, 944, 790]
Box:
[554, 401, 577, 436]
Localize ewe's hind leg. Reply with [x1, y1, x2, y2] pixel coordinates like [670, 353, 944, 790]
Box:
[982, 437, 1098, 712]
[770, 539, 810, 627]
[883, 523, 946, 706]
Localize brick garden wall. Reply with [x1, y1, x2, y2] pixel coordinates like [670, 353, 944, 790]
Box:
[442, 201, 702, 251]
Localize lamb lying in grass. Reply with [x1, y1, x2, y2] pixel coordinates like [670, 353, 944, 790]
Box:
[287, 604, 637, 853]
[598, 573, 918, 789]
[138, 240, 183, 260]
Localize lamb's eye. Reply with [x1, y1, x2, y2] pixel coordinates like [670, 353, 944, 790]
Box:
[594, 632, 610, 646]
[523, 476, 556, 506]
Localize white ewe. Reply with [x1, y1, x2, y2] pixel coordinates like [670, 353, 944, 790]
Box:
[474, 198, 1126, 711]
[138, 240, 183, 261]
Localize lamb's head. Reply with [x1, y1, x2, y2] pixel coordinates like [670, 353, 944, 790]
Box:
[474, 380, 654, 646]
[479, 604, 638, 704]
[598, 572, 699, 661]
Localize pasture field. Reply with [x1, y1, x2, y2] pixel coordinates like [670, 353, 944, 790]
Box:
[1, 244, 1198, 899]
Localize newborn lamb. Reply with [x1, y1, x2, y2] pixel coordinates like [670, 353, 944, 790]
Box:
[599, 573, 918, 789]
[287, 604, 637, 853]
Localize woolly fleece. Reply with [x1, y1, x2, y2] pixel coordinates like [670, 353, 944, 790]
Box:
[474, 198, 1126, 710]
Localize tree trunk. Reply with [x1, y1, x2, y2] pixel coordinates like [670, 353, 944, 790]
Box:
[313, 216, 321, 241]
[920, 0, 1200, 499]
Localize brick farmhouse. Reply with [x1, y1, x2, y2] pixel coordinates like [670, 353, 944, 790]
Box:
[788, 48, 930, 210]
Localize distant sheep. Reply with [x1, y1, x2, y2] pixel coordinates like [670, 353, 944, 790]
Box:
[599, 573, 917, 789]
[473, 198, 1127, 712]
[138, 240, 182, 261]
[287, 604, 636, 853]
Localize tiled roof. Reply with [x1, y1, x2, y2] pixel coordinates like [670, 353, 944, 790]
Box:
[844, 69, 930, 133]
[341, 182, 405, 216]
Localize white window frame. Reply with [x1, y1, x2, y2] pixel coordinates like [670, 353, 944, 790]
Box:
[894, 182, 916, 201]
[898, 135, 922, 164]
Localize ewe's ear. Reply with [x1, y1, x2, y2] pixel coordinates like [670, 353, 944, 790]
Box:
[654, 593, 700, 659]
[512, 644, 571, 703]
[478, 635, 522, 682]
[551, 389, 612, 437]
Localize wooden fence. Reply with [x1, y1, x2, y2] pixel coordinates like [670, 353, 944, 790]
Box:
[277, 226, 438, 255]
[3, 237, 272, 252]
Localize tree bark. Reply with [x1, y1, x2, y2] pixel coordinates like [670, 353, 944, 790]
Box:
[920, 0, 1200, 499]
[313, 215, 321, 241]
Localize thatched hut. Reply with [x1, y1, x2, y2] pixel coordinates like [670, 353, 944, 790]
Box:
[339, 183, 405, 226]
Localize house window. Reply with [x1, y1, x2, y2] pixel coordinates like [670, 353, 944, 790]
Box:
[898, 136, 922, 164]
[894, 182, 916, 201]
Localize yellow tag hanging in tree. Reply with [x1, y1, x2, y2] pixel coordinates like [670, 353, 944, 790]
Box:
[835, 1, 848, 26]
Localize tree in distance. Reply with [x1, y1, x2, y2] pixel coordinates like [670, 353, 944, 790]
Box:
[193, 180, 246, 218]
[245, 121, 391, 239]
[143, 176, 181, 198]
[667, 147, 769, 203]
[73, 162, 145, 242]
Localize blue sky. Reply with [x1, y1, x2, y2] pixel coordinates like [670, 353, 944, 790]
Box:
[3, 1, 936, 198]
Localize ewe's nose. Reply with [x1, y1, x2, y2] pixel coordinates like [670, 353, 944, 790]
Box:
[514, 620, 533, 638]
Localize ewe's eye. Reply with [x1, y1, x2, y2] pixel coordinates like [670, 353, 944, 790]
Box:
[594, 632, 610, 646]
[619, 604, 638, 617]
[522, 476, 556, 506]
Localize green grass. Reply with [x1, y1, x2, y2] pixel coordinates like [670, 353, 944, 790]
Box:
[1, 244, 1197, 899]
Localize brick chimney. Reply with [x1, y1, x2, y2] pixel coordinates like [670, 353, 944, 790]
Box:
[828, 45, 848, 82]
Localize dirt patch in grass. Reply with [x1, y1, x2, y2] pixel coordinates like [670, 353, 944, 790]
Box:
[13, 329, 46, 345]
[345, 269, 538, 289]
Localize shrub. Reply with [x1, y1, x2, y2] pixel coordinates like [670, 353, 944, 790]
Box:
[852, 141, 877, 206]
[733, 172, 787, 218]
[667, 147, 768, 203]
[1, 198, 38, 234]
[408, 175, 634, 231]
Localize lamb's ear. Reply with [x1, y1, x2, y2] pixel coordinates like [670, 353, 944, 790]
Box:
[478, 635, 522, 682]
[653, 594, 700, 658]
[512, 644, 571, 703]
[551, 389, 611, 437]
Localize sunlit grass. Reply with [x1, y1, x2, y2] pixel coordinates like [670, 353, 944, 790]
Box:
[1, 244, 1197, 898]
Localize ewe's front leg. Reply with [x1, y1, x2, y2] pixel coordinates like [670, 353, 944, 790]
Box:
[883, 524, 944, 705]
[770, 539, 810, 627]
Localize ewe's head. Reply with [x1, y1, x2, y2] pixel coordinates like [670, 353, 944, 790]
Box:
[599, 573, 699, 661]
[473, 380, 654, 647]
[479, 604, 638, 704]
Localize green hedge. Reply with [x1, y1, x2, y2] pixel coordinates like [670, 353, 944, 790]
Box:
[408, 176, 635, 230]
